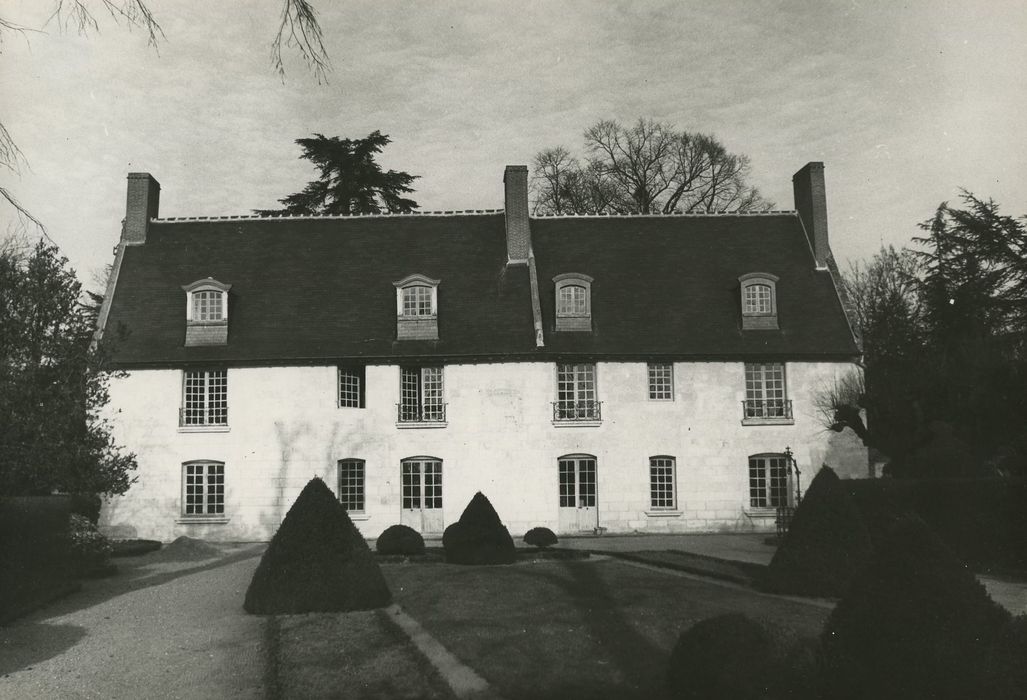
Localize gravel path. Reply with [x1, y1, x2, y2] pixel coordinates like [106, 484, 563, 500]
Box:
[0, 544, 267, 699]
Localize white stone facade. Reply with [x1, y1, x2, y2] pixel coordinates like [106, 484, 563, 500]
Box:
[100, 360, 867, 542]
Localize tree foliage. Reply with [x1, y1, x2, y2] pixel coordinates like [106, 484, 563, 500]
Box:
[256, 132, 419, 216]
[531, 118, 772, 215]
[0, 238, 136, 496]
[826, 194, 1027, 476]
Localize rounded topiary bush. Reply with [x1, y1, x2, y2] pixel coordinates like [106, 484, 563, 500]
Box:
[523, 526, 558, 549]
[819, 515, 1011, 700]
[667, 614, 778, 700]
[760, 465, 873, 598]
[442, 492, 516, 565]
[376, 524, 425, 555]
[244, 477, 392, 614]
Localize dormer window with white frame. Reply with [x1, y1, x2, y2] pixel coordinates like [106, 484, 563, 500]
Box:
[394, 274, 440, 340]
[739, 272, 779, 330]
[181, 278, 231, 346]
[554, 273, 593, 332]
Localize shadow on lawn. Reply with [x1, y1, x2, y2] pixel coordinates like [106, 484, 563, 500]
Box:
[24, 546, 266, 623]
[0, 623, 87, 676]
[513, 560, 670, 700]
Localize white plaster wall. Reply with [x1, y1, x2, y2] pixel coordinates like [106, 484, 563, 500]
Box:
[100, 361, 867, 541]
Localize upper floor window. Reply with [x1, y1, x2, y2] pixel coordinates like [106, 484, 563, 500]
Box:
[648, 363, 674, 400]
[180, 370, 228, 429]
[181, 278, 231, 346]
[739, 273, 779, 330]
[553, 273, 593, 332]
[553, 363, 601, 423]
[742, 362, 793, 424]
[394, 274, 440, 340]
[398, 366, 446, 425]
[338, 366, 366, 408]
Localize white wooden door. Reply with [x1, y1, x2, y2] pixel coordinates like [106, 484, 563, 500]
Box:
[401, 458, 444, 534]
[558, 456, 598, 533]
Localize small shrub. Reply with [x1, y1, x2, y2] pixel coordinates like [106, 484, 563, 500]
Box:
[761, 466, 873, 597]
[442, 492, 516, 565]
[244, 477, 391, 614]
[376, 524, 425, 555]
[523, 527, 558, 549]
[67, 513, 114, 576]
[667, 614, 777, 700]
[819, 515, 1011, 700]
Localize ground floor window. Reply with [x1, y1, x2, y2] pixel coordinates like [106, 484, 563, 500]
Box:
[338, 459, 365, 512]
[748, 453, 790, 508]
[558, 455, 596, 508]
[401, 457, 442, 509]
[649, 456, 676, 509]
[183, 461, 225, 516]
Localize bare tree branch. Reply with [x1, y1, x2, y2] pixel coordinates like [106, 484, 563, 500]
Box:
[48, 1, 165, 48]
[0, 187, 50, 239]
[271, 0, 331, 84]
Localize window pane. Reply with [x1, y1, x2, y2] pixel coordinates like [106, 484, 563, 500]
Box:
[184, 462, 224, 516]
[648, 363, 673, 400]
[743, 284, 772, 314]
[649, 457, 676, 509]
[192, 291, 224, 322]
[339, 367, 363, 408]
[402, 285, 433, 316]
[338, 460, 365, 512]
[744, 363, 786, 417]
[401, 461, 421, 509]
[558, 459, 576, 507]
[183, 370, 228, 426]
[557, 285, 587, 315]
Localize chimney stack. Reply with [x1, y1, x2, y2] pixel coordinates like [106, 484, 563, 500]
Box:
[792, 162, 830, 269]
[124, 172, 160, 245]
[504, 165, 530, 264]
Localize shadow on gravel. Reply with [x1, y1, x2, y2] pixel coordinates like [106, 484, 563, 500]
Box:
[25, 545, 266, 623]
[0, 623, 87, 676]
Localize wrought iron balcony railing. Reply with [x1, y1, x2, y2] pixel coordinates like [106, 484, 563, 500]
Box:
[396, 403, 447, 423]
[741, 399, 793, 420]
[179, 407, 228, 427]
[552, 400, 602, 421]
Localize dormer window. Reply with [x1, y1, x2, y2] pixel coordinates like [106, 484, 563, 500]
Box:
[181, 278, 231, 346]
[394, 274, 440, 340]
[739, 273, 779, 330]
[554, 273, 593, 332]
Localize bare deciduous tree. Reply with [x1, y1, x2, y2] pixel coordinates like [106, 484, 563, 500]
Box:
[531, 118, 773, 215]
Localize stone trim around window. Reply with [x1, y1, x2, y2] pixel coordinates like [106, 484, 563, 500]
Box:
[393, 273, 440, 340]
[553, 272, 594, 332]
[181, 277, 231, 346]
[739, 272, 779, 330]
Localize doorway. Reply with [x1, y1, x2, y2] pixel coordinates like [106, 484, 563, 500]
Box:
[400, 457, 444, 534]
[558, 454, 598, 533]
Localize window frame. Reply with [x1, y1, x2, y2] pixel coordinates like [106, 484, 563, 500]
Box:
[397, 365, 446, 426]
[742, 361, 793, 425]
[337, 366, 366, 408]
[181, 460, 226, 519]
[181, 278, 231, 324]
[337, 458, 366, 514]
[393, 274, 440, 319]
[553, 362, 601, 424]
[647, 363, 674, 401]
[648, 456, 677, 511]
[180, 369, 229, 431]
[748, 453, 792, 510]
[553, 273, 594, 331]
[738, 272, 779, 330]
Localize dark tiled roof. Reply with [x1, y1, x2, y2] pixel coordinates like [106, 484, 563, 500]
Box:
[104, 212, 858, 367]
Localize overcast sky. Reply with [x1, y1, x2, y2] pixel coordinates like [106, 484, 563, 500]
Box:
[1, 0, 1024, 286]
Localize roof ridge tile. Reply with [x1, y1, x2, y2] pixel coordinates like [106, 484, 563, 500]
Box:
[154, 209, 504, 223]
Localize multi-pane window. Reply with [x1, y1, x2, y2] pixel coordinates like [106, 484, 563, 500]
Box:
[555, 363, 599, 420]
[557, 285, 588, 315]
[338, 459, 365, 513]
[648, 363, 674, 400]
[743, 284, 772, 315]
[401, 285, 434, 316]
[744, 362, 789, 418]
[191, 290, 224, 322]
[183, 461, 225, 516]
[558, 456, 596, 508]
[399, 366, 445, 421]
[181, 370, 228, 426]
[749, 454, 791, 508]
[401, 458, 442, 509]
[649, 456, 676, 509]
[338, 367, 365, 408]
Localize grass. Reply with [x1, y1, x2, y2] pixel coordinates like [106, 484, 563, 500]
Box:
[273, 609, 456, 699]
[382, 558, 828, 699]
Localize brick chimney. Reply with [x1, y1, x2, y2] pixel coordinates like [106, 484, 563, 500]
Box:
[124, 172, 160, 245]
[792, 162, 830, 269]
[504, 165, 530, 264]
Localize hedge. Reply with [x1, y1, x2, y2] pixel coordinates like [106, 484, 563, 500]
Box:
[843, 477, 1027, 573]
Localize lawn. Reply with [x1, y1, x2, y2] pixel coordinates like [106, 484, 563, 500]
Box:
[381, 557, 829, 700]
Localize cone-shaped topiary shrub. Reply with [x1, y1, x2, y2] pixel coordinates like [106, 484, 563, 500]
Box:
[819, 515, 1011, 700]
[244, 477, 391, 614]
[376, 524, 425, 555]
[442, 492, 516, 565]
[523, 526, 558, 549]
[760, 466, 873, 597]
[982, 614, 1027, 700]
[667, 614, 782, 700]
